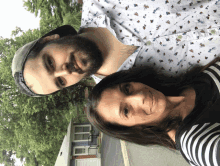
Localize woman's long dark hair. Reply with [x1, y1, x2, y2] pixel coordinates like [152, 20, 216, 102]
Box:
[87, 65, 205, 150]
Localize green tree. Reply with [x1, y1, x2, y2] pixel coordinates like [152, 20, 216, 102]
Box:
[23, 0, 82, 31]
[0, 1, 94, 165]
[0, 150, 16, 166]
[0, 11, 93, 166]
[0, 31, 92, 166]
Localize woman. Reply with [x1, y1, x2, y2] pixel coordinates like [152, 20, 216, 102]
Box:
[87, 58, 220, 166]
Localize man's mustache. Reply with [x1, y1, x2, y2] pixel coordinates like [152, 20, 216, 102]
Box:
[66, 62, 84, 74]
[67, 52, 85, 74]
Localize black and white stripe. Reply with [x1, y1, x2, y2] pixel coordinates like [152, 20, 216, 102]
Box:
[203, 61, 220, 93]
[179, 123, 220, 166]
[179, 61, 220, 166]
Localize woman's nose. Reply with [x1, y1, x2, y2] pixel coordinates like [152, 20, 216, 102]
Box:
[54, 63, 70, 77]
[126, 91, 145, 106]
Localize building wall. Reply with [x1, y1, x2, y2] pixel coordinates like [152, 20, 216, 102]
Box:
[70, 155, 98, 166]
[70, 121, 101, 166]
[72, 141, 88, 147]
[71, 123, 100, 147]
[71, 123, 100, 156]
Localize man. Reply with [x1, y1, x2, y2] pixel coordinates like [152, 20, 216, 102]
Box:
[12, 0, 220, 97]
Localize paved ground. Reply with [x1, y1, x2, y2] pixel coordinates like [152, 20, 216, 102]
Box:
[101, 133, 124, 166]
[101, 133, 190, 166]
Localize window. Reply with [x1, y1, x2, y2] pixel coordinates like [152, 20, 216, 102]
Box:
[73, 125, 91, 142]
[73, 146, 89, 156]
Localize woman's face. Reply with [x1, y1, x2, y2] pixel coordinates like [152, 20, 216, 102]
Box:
[97, 82, 172, 127]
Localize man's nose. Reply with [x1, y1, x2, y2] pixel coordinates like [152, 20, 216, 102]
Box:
[54, 63, 70, 77]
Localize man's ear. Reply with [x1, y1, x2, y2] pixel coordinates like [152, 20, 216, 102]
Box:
[39, 34, 60, 44]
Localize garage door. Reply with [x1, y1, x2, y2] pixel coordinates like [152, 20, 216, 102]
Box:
[75, 158, 101, 166]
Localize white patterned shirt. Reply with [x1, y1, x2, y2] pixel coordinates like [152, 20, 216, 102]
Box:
[80, 0, 220, 84]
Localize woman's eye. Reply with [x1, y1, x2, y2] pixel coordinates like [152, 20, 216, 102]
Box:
[123, 83, 131, 95]
[124, 107, 129, 117]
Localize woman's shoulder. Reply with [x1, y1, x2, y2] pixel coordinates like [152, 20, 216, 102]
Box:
[175, 119, 220, 166]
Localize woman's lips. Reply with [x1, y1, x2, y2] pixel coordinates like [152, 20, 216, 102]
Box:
[143, 90, 153, 115]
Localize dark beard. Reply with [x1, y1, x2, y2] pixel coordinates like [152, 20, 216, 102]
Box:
[47, 35, 103, 76]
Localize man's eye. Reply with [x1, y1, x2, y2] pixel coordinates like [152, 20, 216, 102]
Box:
[47, 57, 55, 70]
[124, 107, 129, 117]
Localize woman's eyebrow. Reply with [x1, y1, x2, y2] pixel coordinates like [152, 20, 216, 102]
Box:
[119, 84, 123, 93]
[118, 84, 127, 119]
[119, 102, 124, 119]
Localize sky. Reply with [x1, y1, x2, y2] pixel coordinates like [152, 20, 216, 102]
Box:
[0, 0, 40, 39]
[0, 1, 40, 165]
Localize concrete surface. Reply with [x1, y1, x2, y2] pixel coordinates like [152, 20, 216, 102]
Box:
[101, 133, 190, 166]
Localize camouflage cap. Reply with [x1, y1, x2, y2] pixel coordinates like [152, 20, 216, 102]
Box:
[11, 25, 77, 97]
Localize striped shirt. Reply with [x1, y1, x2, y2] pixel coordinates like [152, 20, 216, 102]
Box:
[175, 61, 220, 166]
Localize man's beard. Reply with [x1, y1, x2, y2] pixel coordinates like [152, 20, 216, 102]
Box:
[48, 35, 103, 77]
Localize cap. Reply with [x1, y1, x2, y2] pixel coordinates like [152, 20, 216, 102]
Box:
[11, 25, 78, 97]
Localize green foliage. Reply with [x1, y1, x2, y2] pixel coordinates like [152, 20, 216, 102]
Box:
[0, 150, 16, 166]
[23, 0, 83, 31]
[63, 11, 82, 31]
[0, 1, 94, 166]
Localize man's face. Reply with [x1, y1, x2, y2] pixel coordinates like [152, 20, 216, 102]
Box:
[23, 35, 103, 95]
